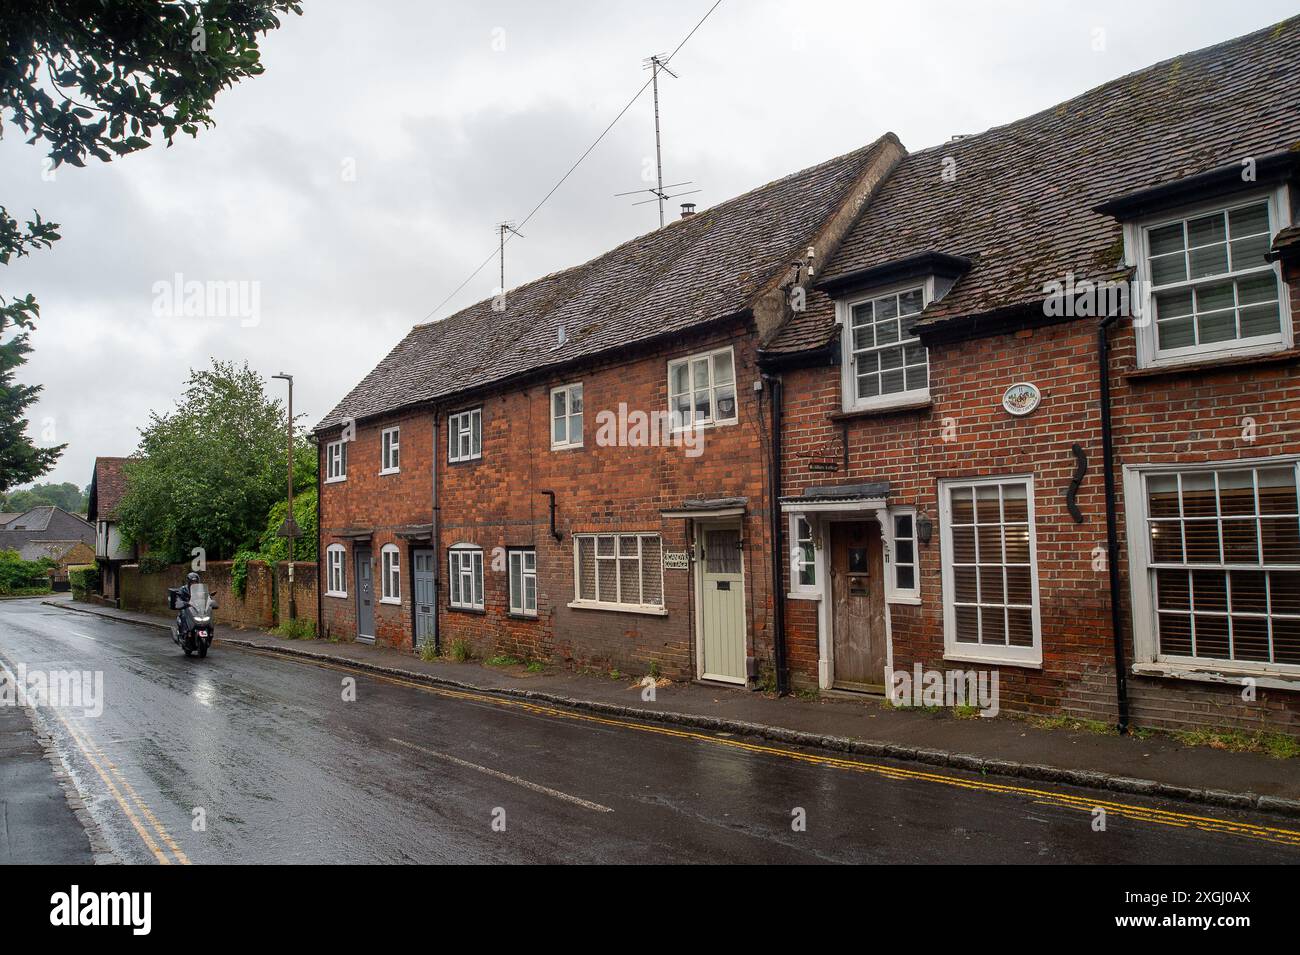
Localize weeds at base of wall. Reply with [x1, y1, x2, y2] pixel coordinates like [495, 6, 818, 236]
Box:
[1173, 728, 1300, 760]
[484, 654, 524, 667]
[446, 639, 472, 663]
[417, 638, 438, 662]
[271, 618, 316, 641]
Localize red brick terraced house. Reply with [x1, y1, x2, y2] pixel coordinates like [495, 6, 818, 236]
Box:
[762, 18, 1300, 735]
[314, 133, 904, 685]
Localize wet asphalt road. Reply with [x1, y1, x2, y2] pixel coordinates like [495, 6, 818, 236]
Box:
[2, 598, 1298, 865]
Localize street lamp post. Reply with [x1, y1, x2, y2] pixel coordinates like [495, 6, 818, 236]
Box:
[272, 373, 297, 620]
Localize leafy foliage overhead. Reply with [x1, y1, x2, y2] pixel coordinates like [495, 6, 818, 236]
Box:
[115, 359, 315, 563]
[0, 1, 300, 484]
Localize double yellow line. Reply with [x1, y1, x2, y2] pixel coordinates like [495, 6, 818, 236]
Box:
[248, 648, 1300, 851]
[1, 658, 189, 864]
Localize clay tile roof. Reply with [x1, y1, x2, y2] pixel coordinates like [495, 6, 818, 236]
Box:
[766, 15, 1300, 353]
[315, 135, 902, 431]
[90, 456, 131, 521]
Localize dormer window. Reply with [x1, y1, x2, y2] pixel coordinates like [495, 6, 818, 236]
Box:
[1132, 189, 1292, 367]
[839, 283, 930, 412]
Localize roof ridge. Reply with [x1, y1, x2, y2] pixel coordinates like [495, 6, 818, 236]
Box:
[907, 14, 1300, 159]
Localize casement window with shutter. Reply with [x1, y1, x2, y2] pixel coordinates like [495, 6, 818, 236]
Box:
[572, 533, 665, 613]
[1126, 460, 1300, 677]
[939, 477, 1041, 665]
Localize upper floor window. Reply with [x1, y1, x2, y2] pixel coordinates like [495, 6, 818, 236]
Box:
[1138, 191, 1292, 365]
[448, 409, 481, 463]
[325, 439, 348, 483]
[380, 427, 400, 474]
[842, 285, 929, 411]
[668, 347, 737, 432]
[551, 383, 584, 450]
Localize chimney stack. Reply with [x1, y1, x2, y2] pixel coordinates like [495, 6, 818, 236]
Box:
[680, 202, 696, 219]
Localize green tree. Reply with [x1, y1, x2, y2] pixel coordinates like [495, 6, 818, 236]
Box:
[1, 480, 87, 513]
[0, 1, 301, 487]
[116, 359, 314, 563]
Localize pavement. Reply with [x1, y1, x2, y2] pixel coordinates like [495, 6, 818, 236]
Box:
[40, 593, 1300, 817]
[0, 618, 97, 864]
[2, 595, 1299, 864]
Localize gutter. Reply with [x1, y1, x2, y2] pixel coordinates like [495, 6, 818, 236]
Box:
[1098, 314, 1129, 734]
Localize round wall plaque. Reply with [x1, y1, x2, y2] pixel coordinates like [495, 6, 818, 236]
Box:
[1002, 382, 1041, 417]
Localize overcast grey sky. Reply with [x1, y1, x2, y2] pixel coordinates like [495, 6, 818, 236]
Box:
[4, 0, 1296, 490]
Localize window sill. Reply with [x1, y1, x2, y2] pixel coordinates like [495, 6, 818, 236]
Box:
[448, 605, 486, 615]
[1127, 346, 1300, 380]
[886, 594, 922, 606]
[447, 456, 482, 466]
[378, 468, 400, 476]
[1132, 661, 1300, 691]
[550, 443, 584, 452]
[830, 396, 932, 421]
[787, 591, 821, 601]
[379, 597, 402, 606]
[324, 476, 347, 485]
[670, 418, 738, 435]
[943, 650, 1042, 670]
[507, 611, 540, 621]
[568, 599, 668, 617]
[325, 591, 349, 599]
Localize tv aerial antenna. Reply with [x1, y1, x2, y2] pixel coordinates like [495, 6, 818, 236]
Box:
[496, 221, 525, 293]
[616, 54, 700, 228]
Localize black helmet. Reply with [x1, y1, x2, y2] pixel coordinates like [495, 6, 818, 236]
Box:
[186, 571, 200, 583]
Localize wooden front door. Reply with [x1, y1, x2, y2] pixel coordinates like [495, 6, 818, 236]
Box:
[354, 545, 375, 643]
[699, 523, 746, 684]
[412, 549, 435, 646]
[830, 521, 886, 691]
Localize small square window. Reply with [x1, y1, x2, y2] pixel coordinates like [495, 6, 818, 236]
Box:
[448, 409, 482, 463]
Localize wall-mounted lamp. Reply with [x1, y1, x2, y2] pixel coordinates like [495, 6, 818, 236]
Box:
[916, 511, 934, 545]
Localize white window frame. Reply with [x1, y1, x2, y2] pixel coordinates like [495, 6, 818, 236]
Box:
[448, 409, 482, 463]
[380, 426, 400, 474]
[789, 514, 818, 597]
[885, 506, 920, 604]
[1128, 185, 1293, 370]
[667, 346, 739, 432]
[325, 439, 348, 483]
[1123, 455, 1300, 685]
[448, 544, 484, 611]
[837, 278, 933, 413]
[570, 533, 667, 615]
[550, 383, 584, 450]
[939, 475, 1042, 666]
[380, 543, 401, 604]
[325, 544, 347, 598]
[508, 548, 538, 617]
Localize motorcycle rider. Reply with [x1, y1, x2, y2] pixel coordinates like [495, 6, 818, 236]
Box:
[175, 570, 202, 635]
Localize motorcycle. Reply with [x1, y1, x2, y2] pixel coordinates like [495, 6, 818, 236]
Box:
[168, 583, 218, 658]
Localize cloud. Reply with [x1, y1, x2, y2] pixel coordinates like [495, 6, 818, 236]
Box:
[2, 0, 1294, 487]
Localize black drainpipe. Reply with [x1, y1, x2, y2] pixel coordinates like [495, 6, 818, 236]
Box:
[430, 409, 441, 655]
[767, 374, 790, 696]
[315, 437, 324, 640]
[1098, 314, 1129, 734]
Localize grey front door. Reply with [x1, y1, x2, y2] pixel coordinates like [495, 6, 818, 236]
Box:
[354, 545, 375, 643]
[412, 549, 435, 645]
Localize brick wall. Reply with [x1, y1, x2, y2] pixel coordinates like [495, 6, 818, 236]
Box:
[318, 318, 777, 681]
[778, 255, 1300, 734]
[119, 559, 317, 632]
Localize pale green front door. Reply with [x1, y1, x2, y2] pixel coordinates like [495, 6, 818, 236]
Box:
[699, 524, 746, 683]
